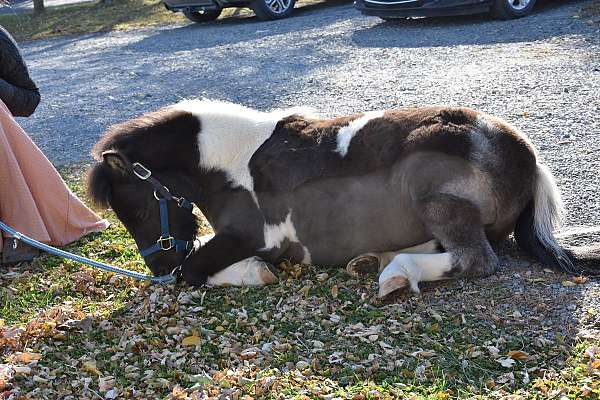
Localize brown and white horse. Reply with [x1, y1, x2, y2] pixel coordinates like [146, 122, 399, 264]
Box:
[87, 99, 599, 296]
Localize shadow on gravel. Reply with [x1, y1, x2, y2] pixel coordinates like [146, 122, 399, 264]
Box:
[352, 0, 590, 48]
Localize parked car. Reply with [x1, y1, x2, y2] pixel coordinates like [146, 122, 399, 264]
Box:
[354, 0, 538, 20]
[163, 0, 296, 22]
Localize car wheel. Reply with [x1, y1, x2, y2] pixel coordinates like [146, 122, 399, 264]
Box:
[491, 0, 536, 19]
[251, 0, 296, 20]
[183, 9, 222, 23]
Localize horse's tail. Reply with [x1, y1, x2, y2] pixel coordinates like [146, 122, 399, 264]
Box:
[514, 163, 600, 276]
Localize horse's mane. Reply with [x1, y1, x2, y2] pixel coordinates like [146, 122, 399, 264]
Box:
[91, 106, 186, 160]
[88, 105, 198, 208]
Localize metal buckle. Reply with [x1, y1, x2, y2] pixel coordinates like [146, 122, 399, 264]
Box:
[153, 188, 170, 201]
[170, 264, 182, 277]
[132, 162, 152, 180]
[157, 236, 174, 251]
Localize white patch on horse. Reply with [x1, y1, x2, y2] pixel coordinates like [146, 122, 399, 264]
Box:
[207, 256, 278, 286]
[174, 99, 315, 198]
[301, 246, 312, 265]
[335, 110, 384, 157]
[378, 253, 453, 297]
[262, 212, 299, 249]
[262, 211, 311, 264]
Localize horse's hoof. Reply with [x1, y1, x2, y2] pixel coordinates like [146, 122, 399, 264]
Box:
[346, 254, 380, 276]
[259, 262, 279, 284]
[378, 276, 410, 297]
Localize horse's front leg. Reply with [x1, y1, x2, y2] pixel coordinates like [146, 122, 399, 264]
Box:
[207, 256, 278, 286]
[180, 232, 277, 286]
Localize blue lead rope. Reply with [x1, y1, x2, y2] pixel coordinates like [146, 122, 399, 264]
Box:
[0, 220, 176, 285]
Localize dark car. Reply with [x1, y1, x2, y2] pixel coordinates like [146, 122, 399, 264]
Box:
[163, 0, 295, 22]
[354, 0, 537, 20]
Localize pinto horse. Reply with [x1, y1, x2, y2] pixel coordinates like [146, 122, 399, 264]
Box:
[87, 100, 598, 296]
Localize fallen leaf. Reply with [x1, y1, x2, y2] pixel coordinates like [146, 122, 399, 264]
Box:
[435, 392, 450, 400]
[573, 276, 588, 284]
[99, 376, 115, 392]
[182, 333, 201, 346]
[82, 360, 101, 376]
[240, 350, 257, 360]
[486, 346, 501, 358]
[561, 280, 576, 287]
[410, 350, 436, 358]
[13, 352, 42, 363]
[13, 366, 31, 375]
[591, 360, 600, 370]
[497, 358, 516, 368]
[507, 350, 529, 361]
[331, 285, 338, 298]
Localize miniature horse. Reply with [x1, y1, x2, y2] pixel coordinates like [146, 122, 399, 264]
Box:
[87, 100, 598, 296]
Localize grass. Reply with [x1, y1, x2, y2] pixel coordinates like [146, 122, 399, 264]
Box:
[0, 0, 187, 42]
[0, 166, 598, 399]
[0, 0, 330, 42]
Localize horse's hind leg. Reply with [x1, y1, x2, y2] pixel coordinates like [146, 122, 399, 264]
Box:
[346, 240, 442, 276]
[378, 193, 499, 296]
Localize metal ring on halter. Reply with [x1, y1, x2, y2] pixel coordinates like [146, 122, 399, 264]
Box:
[154, 188, 170, 201]
[170, 264, 183, 277]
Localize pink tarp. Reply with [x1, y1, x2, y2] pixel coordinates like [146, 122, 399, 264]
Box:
[0, 99, 108, 249]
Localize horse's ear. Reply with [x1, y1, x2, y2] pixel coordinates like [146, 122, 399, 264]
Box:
[102, 150, 128, 175]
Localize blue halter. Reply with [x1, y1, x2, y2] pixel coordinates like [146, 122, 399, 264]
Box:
[131, 162, 196, 259]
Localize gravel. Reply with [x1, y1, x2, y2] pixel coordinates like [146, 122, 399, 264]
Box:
[17, 0, 599, 230]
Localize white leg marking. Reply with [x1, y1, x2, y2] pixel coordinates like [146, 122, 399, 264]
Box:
[301, 246, 312, 265]
[335, 110, 384, 157]
[207, 257, 278, 286]
[346, 240, 442, 275]
[378, 253, 453, 297]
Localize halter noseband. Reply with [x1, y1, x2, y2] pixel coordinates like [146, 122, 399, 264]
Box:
[130, 162, 198, 258]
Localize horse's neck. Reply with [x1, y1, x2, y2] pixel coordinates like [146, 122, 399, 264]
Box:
[176, 99, 312, 192]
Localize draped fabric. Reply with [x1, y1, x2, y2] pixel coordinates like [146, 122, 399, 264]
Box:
[0, 99, 108, 249]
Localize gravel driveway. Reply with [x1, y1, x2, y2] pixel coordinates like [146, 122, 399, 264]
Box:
[18, 0, 599, 229]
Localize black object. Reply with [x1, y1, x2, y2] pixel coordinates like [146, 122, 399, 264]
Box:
[354, 0, 537, 20]
[0, 25, 40, 117]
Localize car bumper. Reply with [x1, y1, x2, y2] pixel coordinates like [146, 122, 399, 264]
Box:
[163, 0, 223, 11]
[354, 0, 492, 18]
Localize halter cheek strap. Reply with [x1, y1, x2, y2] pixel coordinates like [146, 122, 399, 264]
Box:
[139, 198, 195, 257]
[130, 162, 197, 259]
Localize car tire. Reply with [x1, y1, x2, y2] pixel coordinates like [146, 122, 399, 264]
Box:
[251, 0, 295, 20]
[491, 0, 536, 19]
[183, 9, 222, 23]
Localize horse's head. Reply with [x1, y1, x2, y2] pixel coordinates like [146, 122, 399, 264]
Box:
[87, 150, 201, 276]
[87, 107, 203, 276]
